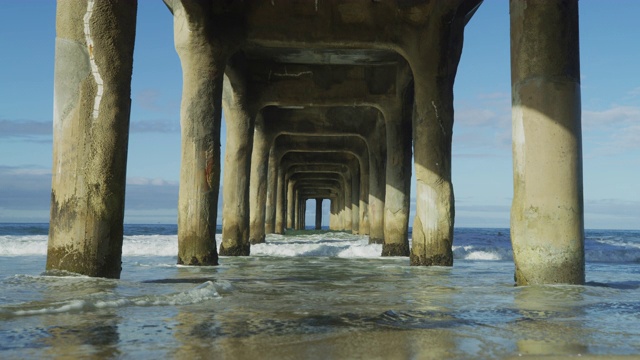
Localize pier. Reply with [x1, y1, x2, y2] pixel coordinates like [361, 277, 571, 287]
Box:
[46, 0, 584, 285]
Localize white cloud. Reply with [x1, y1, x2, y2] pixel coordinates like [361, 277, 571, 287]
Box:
[455, 93, 511, 129]
[625, 86, 640, 99]
[455, 108, 498, 126]
[612, 124, 640, 150]
[583, 105, 640, 156]
[584, 198, 640, 230]
[127, 177, 178, 186]
[134, 88, 180, 114]
[0, 117, 178, 139]
[0, 166, 50, 211]
[452, 91, 512, 158]
[0, 166, 183, 220]
[477, 92, 510, 100]
[5, 167, 50, 176]
[0, 119, 51, 138]
[583, 105, 640, 128]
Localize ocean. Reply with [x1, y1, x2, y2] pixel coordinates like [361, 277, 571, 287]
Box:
[1, 223, 639, 359]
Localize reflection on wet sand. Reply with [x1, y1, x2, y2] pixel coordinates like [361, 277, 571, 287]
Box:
[511, 285, 589, 357]
[170, 261, 461, 359]
[172, 307, 462, 359]
[39, 277, 121, 358]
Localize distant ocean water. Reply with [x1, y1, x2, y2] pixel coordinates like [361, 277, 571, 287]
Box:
[1, 223, 639, 359]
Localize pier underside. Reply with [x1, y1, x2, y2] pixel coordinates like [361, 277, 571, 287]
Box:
[47, 0, 584, 285]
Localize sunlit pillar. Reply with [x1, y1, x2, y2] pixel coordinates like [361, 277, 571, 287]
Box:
[47, 1, 137, 278]
[351, 161, 360, 234]
[275, 165, 286, 234]
[407, 9, 468, 266]
[169, 1, 231, 266]
[220, 74, 255, 256]
[510, 0, 584, 285]
[265, 147, 277, 233]
[366, 114, 386, 244]
[382, 104, 411, 256]
[249, 114, 271, 244]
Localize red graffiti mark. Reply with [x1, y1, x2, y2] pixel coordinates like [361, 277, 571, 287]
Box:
[205, 157, 214, 191]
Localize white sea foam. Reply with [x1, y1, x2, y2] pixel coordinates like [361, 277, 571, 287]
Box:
[251, 240, 382, 258]
[13, 299, 87, 316]
[250, 233, 382, 258]
[122, 234, 179, 256]
[453, 245, 512, 261]
[3, 232, 640, 263]
[593, 237, 640, 249]
[465, 251, 502, 261]
[6, 281, 221, 317]
[0, 235, 48, 256]
[131, 281, 221, 306]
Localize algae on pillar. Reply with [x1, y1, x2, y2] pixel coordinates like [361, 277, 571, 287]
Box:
[47, 1, 137, 278]
[510, 0, 584, 285]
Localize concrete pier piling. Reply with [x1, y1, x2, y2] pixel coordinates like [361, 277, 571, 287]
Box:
[167, 1, 228, 266]
[47, 1, 137, 278]
[510, 0, 585, 285]
[220, 75, 255, 256]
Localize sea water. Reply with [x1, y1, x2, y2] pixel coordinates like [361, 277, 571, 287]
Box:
[1, 224, 639, 359]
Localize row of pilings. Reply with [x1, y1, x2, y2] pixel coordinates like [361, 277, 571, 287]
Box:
[46, 0, 584, 285]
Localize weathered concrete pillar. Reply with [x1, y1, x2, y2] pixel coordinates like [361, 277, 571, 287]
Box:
[342, 171, 353, 232]
[359, 163, 370, 236]
[248, 114, 271, 244]
[411, 73, 455, 266]
[315, 198, 323, 230]
[338, 190, 346, 231]
[335, 194, 343, 231]
[275, 165, 286, 234]
[329, 199, 337, 230]
[294, 190, 301, 230]
[382, 104, 411, 256]
[351, 163, 360, 234]
[299, 193, 304, 230]
[168, 1, 230, 265]
[220, 73, 254, 256]
[265, 148, 277, 233]
[47, 1, 137, 278]
[366, 113, 387, 244]
[510, 0, 584, 285]
[406, 7, 470, 266]
[287, 179, 295, 229]
[301, 199, 307, 230]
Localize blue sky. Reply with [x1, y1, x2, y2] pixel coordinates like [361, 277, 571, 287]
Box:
[1, 1, 639, 229]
